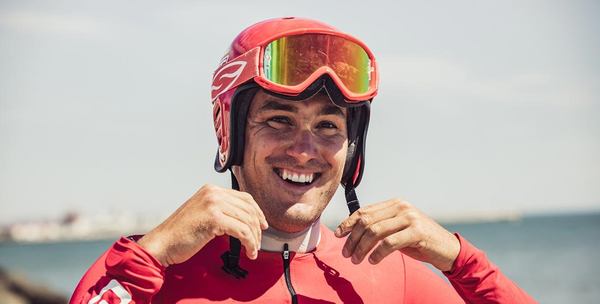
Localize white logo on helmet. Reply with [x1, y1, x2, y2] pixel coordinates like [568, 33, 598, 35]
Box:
[211, 60, 247, 97]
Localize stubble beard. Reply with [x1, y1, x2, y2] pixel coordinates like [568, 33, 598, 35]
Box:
[261, 187, 337, 233]
[235, 166, 338, 233]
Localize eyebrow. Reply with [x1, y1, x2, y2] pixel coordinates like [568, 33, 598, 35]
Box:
[259, 100, 297, 113]
[320, 104, 345, 118]
[259, 100, 345, 118]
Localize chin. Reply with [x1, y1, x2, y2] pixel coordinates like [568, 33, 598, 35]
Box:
[271, 216, 317, 233]
[268, 203, 323, 233]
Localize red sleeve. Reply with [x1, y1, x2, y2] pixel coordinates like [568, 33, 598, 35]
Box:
[403, 254, 466, 303]
[444, 234, 537, 304]
[69, 237, 165, 304]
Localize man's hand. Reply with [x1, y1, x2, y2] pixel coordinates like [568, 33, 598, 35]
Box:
[137, 184, 268, 267]
[334, 199, 460, 272]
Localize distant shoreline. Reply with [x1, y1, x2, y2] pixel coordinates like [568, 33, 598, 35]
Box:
[2, 210, 599, 245]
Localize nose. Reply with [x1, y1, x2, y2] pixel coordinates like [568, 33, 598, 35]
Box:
[286, 129, 319, 164]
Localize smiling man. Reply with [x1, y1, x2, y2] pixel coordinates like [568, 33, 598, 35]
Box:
[236, 90, 348, 234]
[71, 17, 536, 303]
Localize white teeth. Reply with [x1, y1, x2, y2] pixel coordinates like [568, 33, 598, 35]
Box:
[279, 169, 314, 184]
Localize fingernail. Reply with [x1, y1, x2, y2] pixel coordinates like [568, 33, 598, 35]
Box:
[368, 256, 376, 264]
[335, 227, 342, 237]
[351, 255, 359, 264]
[342, 247, 349, 257]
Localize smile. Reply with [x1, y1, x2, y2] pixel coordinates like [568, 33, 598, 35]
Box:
[273, 168, 321, 186]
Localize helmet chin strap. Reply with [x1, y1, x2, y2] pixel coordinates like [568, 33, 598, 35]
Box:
[220, 171, 249, 279]
[345, 187, 360, 215]
[221, 172, 361, 279]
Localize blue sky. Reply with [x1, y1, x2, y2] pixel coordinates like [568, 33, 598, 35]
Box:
[0, 0, 599, 225]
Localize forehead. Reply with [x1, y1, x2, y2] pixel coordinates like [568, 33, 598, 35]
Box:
[249, 90, 347, 117]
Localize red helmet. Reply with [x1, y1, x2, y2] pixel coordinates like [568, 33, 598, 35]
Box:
[211, 17, 378, 191]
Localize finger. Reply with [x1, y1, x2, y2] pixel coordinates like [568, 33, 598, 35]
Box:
[341, 216, 366, 258]
[336, 208, 370, 238]
[222, 204, 262, 250]
[336, 199, 403, 237]
[340, 206, 400, 257]
[222, 192, 267, 234]
[229, 190, 269, 229]
[215, 195, 262, 248]
[350, 217, 410, 264]
[219, 216, 260, 260]
[360, 198, 407, 214]
[368, 228, 416, 265]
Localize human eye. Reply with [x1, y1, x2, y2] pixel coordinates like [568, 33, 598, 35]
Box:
[316, 120, 343, 136]
[266, 116, 292, 128]
[317, 121, 338, 129]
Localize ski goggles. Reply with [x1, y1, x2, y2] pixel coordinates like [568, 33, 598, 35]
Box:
[211, 33, 378, 103]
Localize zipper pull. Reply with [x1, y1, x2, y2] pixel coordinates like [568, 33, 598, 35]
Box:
[283, 243, 290, 260]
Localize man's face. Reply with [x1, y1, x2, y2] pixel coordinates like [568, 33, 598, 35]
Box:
[233, 90, 348, 233]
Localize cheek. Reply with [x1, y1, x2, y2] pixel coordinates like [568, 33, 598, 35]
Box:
[334, 149, 348, 173]
[244, 130, 281, 166]
[321, 138, 348, 173]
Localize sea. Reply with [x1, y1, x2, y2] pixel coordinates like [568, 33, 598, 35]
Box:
[1, 212, 598, 303]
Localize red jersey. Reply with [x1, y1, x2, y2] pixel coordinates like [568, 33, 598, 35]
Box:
[70, 225, 535, 303]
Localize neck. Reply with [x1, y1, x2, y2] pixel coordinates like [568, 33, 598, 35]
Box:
[260, 219, 321, 253]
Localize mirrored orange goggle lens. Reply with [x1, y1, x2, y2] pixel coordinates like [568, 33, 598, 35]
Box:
[263, 34, 372, 94]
